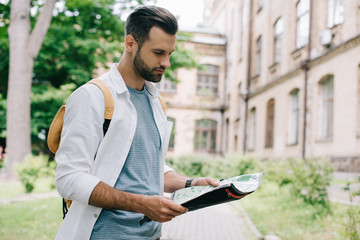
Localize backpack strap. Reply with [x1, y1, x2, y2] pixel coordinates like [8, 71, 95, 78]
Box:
[158, 95, 166, 115]
[87, 79, 114, 120]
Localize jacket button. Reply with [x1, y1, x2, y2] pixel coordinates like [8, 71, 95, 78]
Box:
[94, 213, 98, 218]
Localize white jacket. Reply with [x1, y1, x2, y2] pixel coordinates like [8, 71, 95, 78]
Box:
[55, 64, 173, 240]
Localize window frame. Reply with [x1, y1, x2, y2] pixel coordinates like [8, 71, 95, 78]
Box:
[197, 64, 219, 96]
[296, 0, 310, 49]
[288, 89, 300, 145]
[274, 17, 284, 63]
[265, 99, 275, 148]
[194, 119, 217, 153]
[327, 0, 344, 28]
[319, 76, 334, 140]
[255, 36, 262, 75]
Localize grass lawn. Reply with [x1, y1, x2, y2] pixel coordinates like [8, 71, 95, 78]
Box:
[0, 197, 63, 240]
[0, 178, 54, 199]
[239, 181, 358, 240]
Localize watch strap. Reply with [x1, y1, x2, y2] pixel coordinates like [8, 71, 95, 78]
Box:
[185, 178, 194, 188]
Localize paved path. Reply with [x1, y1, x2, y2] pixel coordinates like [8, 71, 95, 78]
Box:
[327, 172, 360, 205]
[161, 202, 257, 240]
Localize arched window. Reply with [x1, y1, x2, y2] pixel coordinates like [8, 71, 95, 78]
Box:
[288, 89, 300, 145]
[197, 64, 219, 95]
[194, 119, 217, 152]
[274, 17, 284, 63]
[319, 75, 334, 139]
[265, 99, 275, 148]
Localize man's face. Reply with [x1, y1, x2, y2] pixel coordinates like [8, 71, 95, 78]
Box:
[132, 27, 176, 83]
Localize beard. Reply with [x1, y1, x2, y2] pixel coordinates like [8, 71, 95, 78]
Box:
[133, 50, 165, 83]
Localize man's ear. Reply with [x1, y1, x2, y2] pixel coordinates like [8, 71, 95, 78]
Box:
[125, 35, 137, 53]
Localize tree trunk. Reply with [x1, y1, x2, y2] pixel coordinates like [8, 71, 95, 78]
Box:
[6, 0, 56, 180]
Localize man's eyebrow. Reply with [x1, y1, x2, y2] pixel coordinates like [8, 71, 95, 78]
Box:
[152, 48, 175, 53]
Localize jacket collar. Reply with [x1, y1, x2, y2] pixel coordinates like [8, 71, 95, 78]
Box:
[108, 63, 160, 98]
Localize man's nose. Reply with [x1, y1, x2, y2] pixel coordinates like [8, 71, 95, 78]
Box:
[160, 56, 171, 69]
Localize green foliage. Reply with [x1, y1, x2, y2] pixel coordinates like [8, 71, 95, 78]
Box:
[31, 83, 76, 154]
[342, 177, 360, 239]
[0, 1, 10, 97]
[167, 154, 263, 180]
[241, 181, 351, 240]
[166, 32, 200, 82]
[16, 154, 56, 193]
[343, 205, 360, 240]
[33, 0, 125, 87]
[274, 158, 334, 215]
[0, 94, 6, 138]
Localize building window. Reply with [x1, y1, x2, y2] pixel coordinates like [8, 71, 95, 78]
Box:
[327, 0, 344, 28]
[288, 89, 300, 145]
[258, 0, 264, 10]
[274, 17, 284, 63]
[240, 0, 246, 58]
[296, 0, 310, 49]
[265, 99, 275, 148]
[194, 119, 217, 153]
[155, 76, 177, 93]
[167, 117, 175, 150]
[319, 76, 334, 139]
[255, 36, 262, 75]
[248, 107, 256, 150]
[197, 64, 219, 95]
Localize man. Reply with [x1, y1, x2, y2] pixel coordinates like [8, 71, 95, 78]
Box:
[55, 5, 219, 240]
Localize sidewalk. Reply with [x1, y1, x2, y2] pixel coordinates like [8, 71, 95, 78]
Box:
[162, 202, 260, 240]
[327, 171, 360, 205]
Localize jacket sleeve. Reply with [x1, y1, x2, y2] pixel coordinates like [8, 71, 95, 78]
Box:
[55, 84, 104, 206]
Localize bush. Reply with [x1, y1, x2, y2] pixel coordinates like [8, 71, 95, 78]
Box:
[277, 158, 334, 215]
[16, 154, 56, 193]
[166, 154, 263, 180]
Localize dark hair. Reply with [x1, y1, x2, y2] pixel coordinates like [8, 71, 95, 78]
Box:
[125, 6, 178, 48]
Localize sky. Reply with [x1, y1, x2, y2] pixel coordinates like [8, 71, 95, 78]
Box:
[155, 0, 204, 28]
[0, 0, 205, 28]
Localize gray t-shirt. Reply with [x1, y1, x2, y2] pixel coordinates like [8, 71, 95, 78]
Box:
[91, 86, 161, 240]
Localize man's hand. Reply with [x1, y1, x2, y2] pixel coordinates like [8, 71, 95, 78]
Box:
[142, 195, 188, 222]
[191, 177, 220, 187]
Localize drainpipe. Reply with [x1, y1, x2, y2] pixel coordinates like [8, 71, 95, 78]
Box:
[301, 0, 313, 160]
[243, 0, 254, 153]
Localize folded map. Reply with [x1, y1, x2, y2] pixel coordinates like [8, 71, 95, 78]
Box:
[171, 172, 264, 211]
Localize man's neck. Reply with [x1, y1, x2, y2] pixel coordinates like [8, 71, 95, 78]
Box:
[116, 57, 145, 91]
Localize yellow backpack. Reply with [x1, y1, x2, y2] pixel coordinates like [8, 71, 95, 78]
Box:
[47, 79, 166, 218]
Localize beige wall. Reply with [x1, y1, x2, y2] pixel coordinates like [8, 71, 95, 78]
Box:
[201, 0, 360, 171]
[160, 29, 226, 157]
[159, 0, 360, 171]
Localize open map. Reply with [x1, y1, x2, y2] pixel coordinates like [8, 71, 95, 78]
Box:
[171, 173, 263, 211]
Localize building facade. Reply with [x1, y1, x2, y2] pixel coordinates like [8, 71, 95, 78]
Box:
[158, 27, 226, 157]
[159, 0, 360, 172]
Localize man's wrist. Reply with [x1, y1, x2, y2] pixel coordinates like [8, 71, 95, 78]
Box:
[185, 178, 194, 188]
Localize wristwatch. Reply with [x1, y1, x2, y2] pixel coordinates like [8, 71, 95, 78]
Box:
[185, 178, 194, 188]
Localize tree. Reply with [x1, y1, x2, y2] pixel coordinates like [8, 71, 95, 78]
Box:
[6, 0, 56, 179]
[3, 0, 199, 180]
